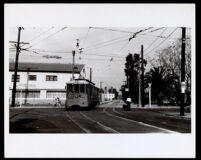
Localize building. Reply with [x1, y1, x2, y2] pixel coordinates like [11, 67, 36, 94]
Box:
[100, 93, 115, 101]
[100, 87, 115, 101]
[9, 62, 84, 106]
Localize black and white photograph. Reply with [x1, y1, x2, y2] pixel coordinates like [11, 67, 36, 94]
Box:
[4, 4, 195, 158]
[8, 26, 191, 134]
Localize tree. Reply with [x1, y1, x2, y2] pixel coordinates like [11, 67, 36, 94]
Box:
[109, 87, 119, 99]
[99, 88, 104, 93]
[120, 84, 128, 101]
[145, 66, 178, 105]
[123, 53, 147, 103]
[153, 37, 191, 105]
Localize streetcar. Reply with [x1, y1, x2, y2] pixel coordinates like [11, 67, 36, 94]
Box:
[65, 78, 99, 109]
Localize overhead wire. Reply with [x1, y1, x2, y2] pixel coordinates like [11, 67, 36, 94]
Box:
[144, 28, 168, 52]
[116, 27, 166, 57]
[118, 40, 130, 52]
[81, 27, 91, 48]
[19, 47, 127, 62]
[26, 27, 68, 49]
[14, 27, 181, 67]
[83, 27, 156, 52]
[144, 27, 178, 57]
[146, 27, 165, 33]
[84, 38, 129, 51]
[20, 27, 55, 48]
[90, 27, 154, 34]
[21, 27, 164, 62]
[26, 27, 54, 43]
[83, 35, 131, 50]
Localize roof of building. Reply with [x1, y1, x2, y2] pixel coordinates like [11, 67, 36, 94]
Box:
[9, 62, 84, 73]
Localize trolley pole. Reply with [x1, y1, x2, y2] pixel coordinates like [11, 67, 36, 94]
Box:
[11, 27, 23, 107]
[72, 50, 75, 80]
[180, 27, 186, 116]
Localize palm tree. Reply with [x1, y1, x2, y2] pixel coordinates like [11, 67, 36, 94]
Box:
[145, 66, 178, 105]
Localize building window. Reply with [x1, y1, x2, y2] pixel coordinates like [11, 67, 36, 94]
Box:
[11, 75, 20, 82]
[29, 75, 37, 81]
[46, 75, 57, 81]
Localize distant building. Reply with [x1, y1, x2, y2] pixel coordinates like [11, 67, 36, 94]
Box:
[100, 93, 115, 101]
[9, 62, 84, 106]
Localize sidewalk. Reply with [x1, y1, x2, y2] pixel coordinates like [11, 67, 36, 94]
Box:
[10, 105, 65, 109]
[130, 103, 191, 120]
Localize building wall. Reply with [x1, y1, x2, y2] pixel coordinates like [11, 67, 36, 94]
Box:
[9, 71, 80, 106]
[100, 93, 115, 102]
[9, 71, 80, 90]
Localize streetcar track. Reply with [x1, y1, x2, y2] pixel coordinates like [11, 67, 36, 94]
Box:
[9, 101, 189, 133]
[80, 111, 119, 133]
[64, 110, 119, 133]
[65, 111, 90, 133]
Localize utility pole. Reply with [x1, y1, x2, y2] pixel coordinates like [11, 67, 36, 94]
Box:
[72, 50, 75, 80]
[138, 61, 141, 107]
[141, 45, 145, 107]
[127, 75, 130, 97]
[72, 39, 80, 80]
[100, 81, 103, 90]
[100, 81, 103, 102]
[11, 27, 23, 107]
[90, 68, 92, 81]
[180, 27, 186, 116]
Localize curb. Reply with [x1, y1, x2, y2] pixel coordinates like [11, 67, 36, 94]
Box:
[148, 110, 191, 120]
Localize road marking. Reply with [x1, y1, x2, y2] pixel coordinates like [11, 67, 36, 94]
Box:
[113, 108, 125, 116]
[65, 112, 90, 133]
[103, 109, 179, 134]
[80, 111, 119, 133]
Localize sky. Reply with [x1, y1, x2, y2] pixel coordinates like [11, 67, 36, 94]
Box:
[9, 27, 191, 92]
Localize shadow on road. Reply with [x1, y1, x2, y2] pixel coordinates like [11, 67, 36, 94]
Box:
[66, 106, 96, 111]
[10, 118, 60, 133]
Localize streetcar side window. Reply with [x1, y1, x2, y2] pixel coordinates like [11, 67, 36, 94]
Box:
[80, 84, 85, 93]
[87, 84, 91, 97]
[68, 84, 73, 93]
[74, 84, 79, 93]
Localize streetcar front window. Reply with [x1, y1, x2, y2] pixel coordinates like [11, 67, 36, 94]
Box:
[68, 84, 73, 93]
[80, 84, 85, 93]
[74, 84, 79, 93]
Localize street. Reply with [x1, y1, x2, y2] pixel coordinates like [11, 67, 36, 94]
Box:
[10, 100, 191, 134]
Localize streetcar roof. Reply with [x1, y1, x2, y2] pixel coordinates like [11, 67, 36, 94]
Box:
[66, 78, 95, 85]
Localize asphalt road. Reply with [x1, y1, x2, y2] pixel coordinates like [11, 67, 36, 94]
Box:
[9, 100, 191, 133]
